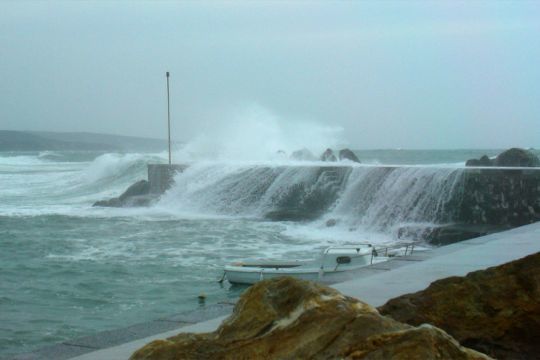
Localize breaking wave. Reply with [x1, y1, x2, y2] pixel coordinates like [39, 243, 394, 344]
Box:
[158, 163, 465, 240]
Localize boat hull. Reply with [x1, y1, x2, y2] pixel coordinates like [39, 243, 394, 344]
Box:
[224, 262, 386, 285]
[224, 267, 324, 285]
[224, 244, 392, 285]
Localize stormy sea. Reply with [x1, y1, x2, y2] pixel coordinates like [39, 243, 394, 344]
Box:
[0, 148, 522, 356]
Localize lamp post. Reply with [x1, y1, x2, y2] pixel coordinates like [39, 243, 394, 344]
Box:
[166, 71, 171, 165]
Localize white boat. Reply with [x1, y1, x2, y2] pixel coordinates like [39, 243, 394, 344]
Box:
[223, 244, 391, 285]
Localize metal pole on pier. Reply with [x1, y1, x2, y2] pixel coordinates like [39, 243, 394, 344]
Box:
[166, 71, 171, 165]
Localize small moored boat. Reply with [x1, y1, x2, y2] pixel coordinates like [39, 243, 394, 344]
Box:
[223, 244, 391, 285]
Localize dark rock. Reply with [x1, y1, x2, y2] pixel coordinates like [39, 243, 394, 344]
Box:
[466, 155, 493, 167]
[275, 150, 287, 159]
[379, 252, 540, 360]
[93, 180, 152, 207]
[338, 148, 360, 163]
[320, 148, 337, 162]
[478, 155, 492, 166]
[465, 159, 481, 166]
[494, 148, 540, 167]
[325, 218, 337, 227]
[468, 148, 540, 168]
[119, 180, 150, 201]
[290, 148, 317, 161]
[397, 224, 506, 246]
[131, 277, 489, 360]
[428, 227, 486, 246]
[93, 198, 122, 207]
[264, 209, 322, 222]
[123, 195, 155, 207]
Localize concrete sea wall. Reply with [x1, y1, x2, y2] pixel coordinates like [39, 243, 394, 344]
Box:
[458, 168, 540, 226]
[148, 164, 540, 231]
[147, 164, 187, 194]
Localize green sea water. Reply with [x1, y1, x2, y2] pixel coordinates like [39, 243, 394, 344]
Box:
[0, 148, 535, 356]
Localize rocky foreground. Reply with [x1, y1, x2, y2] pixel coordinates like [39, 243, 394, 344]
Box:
[131, 252, 540, 359]
[130, 277, 490, 360]
[379, 252, 540, 360]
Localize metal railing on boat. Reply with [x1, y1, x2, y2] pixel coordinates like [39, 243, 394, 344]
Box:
[370, 243, 415, 264]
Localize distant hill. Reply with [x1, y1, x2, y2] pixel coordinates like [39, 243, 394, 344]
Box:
[0, 131, 168, 152]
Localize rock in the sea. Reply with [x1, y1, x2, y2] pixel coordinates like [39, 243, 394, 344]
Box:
[338, 148, 360, 163]
[325, 218, 337, 227]
[465, 155, 493, 167]
[119, 180, 150, 201]
[465, 159, 480, 167]
[275, 150, 287, 159]
[466, 148, 540, 167]
[131, 277, 490, 360]
[494, 147, 540, 167]
[92, 197, 122, 207]
[379, 252, 540, 360]
[93, 179, 152, 207]
[320, 148, 337, 162]
[290, 148, 317, 161]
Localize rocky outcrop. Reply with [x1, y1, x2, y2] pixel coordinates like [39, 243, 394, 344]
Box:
[494, 148, 540, 167]
[325, 218, 337, 227]
[339, 148, 361, 163]
[320, 148, 361, 163]
[93, 164, 186, 208]
[466, 148, 539, 167]
[320, 148, 337, 162]
[379, 252, 540, 360]
[93, 180, 154, 207]
[131, 277, 489, 360]
[290, 148, 317, 161]
[465, 155, 493, 167]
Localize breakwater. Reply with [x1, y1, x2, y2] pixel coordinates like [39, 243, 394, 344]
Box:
[154, 164, 540, 243]
[459, 168, 540, 226]
[147, 164, 187, 194]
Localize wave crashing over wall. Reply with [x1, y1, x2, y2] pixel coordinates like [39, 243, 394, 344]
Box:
[159, 164, 465, 237]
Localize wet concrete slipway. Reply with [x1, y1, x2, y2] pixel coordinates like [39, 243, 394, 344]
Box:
[9, 222, 540, 360]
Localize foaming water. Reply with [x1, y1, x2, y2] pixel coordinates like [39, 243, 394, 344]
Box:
[158, 162, 323, 217]
[171, 105, 345, 162]
[0, 149, 487, 356]
[80, 153, 159, 183]
[326, 166, 464, 232]
[158, 163, 465, 244]
[0, 152, 166, 217]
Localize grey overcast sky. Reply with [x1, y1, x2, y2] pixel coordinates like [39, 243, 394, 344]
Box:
[1, 0, 539, 149]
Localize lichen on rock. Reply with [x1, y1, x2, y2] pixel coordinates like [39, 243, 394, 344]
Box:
[130, 277, 490, 360]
